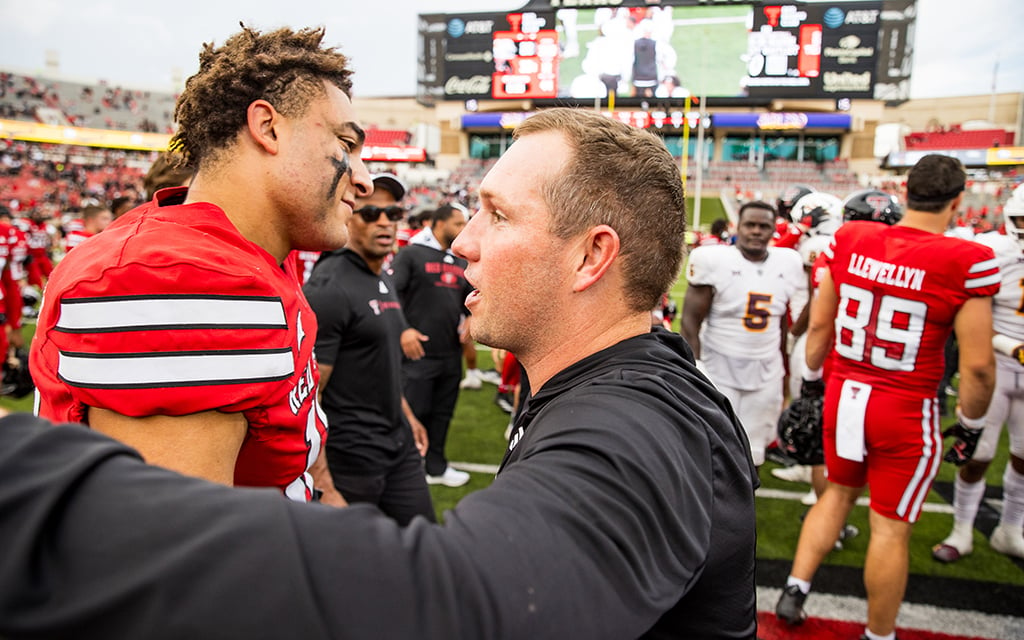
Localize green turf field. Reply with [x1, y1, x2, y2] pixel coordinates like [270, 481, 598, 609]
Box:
[8, 291, 1021, 592]
[436, 346, 1023, 589]
[425, 272, 1024, 591]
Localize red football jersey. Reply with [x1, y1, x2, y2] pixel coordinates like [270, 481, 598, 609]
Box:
[773, 219, 802, 249]
[20, 218, 55, 256]
[824, 221, 1000, 397]
[64, 228, 95, 251]
[1, 223, 27, 329]
[290, 250, 322, 286]
[31, 187, 326, 501]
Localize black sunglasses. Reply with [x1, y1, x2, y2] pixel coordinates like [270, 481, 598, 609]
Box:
[355, 205, 404, 223]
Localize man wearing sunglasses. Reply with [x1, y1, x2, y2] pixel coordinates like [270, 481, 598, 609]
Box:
[304, 174, 436, 525]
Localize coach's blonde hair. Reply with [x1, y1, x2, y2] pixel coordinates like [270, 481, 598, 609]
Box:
[514, 108, 686, 312]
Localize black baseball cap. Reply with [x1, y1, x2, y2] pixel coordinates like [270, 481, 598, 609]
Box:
[370, 173, 407, 201]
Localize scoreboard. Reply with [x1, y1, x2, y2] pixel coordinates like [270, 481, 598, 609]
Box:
[417, 0, 915, 106]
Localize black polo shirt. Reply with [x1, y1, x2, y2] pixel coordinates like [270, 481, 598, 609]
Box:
[304, 248, 410, 471]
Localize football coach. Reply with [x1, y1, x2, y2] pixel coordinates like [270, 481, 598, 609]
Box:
[0, 108, 758, 639]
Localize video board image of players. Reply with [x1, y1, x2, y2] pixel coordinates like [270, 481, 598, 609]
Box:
[555, 5, 751, 100]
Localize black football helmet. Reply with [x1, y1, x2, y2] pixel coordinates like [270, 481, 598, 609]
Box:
[777, 184, 815, 222]
[2, 349, 34, 399]
[843, 189, 903, 226]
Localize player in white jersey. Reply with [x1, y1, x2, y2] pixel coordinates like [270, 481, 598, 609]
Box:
[682, 201, 805, 466]
[787, 192, 845, 398]
[934, 184, 1024, 562]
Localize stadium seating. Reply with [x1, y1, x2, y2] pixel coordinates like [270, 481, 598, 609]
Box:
[0, 71, 177, 133]
[904, 127, 1014, 150]
[690, 159, 861, 203]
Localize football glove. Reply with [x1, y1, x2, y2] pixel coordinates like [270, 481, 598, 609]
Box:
[942, 420, 983, 466]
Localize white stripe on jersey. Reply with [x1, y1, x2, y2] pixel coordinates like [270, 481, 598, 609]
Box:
[58, 349, 294, 388]
[896, 397, 941, 521]
[56, 296, 287, 331]
[965, 273, 1001, 289]
[969, 257, 1000, 273]
[965, 257, 1001, 289]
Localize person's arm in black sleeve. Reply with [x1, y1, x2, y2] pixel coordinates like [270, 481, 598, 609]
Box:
[0, 393, 750, 640]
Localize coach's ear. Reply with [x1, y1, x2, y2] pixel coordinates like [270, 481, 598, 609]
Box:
[246, 99, 281, 154]
[572, 224, 619, 294]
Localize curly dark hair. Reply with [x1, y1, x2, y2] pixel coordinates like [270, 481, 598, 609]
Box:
[170, 24, 354, 169]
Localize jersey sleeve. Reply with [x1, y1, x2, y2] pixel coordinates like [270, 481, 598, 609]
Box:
[685, 246, 718, 287]
[962, 243, 1001, 298]
[36, 252, 297, 418]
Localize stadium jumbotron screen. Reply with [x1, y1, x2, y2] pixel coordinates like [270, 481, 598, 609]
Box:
[418, 0, 892, 105]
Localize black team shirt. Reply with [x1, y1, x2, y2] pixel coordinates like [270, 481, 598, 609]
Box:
[390, 242, 473, 359]
[303, 248, 411, 471]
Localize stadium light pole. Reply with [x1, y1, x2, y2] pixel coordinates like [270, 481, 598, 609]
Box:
[680, 94, 692, 205]
[692, 33, 708, 232]
[694, 95, 706, 232]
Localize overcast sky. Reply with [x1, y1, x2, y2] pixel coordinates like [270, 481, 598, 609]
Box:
[0, 0, 1021, 100]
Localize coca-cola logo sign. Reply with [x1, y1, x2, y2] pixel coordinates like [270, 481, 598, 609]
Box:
[445, 75, 491, 96]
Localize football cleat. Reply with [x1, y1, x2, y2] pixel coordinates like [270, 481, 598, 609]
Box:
[495, 392, 514, 414]
[932, 525, 973, 563]
[425, 466, 470, 487]
[834, 523, 860, 551]
[989, 524, 1024, 560]
[771, 465, 813, 484]
[775, 584, 808, 625]
[459, 369, 482, 390]
[477, 369, 503, 385]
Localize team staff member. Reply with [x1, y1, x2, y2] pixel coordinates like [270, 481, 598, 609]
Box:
[29, 25, 373, 501]
[776, 154, 998, 640]
[681, 200, 805, 466]
[0, 107, 758, 640]
[304, 173, 436, 525]
[391, 204, 474, 487]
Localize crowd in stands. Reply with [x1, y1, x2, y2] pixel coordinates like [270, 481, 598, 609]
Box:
[0, 71, 177, 132]
[0, 140, 147, 216]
